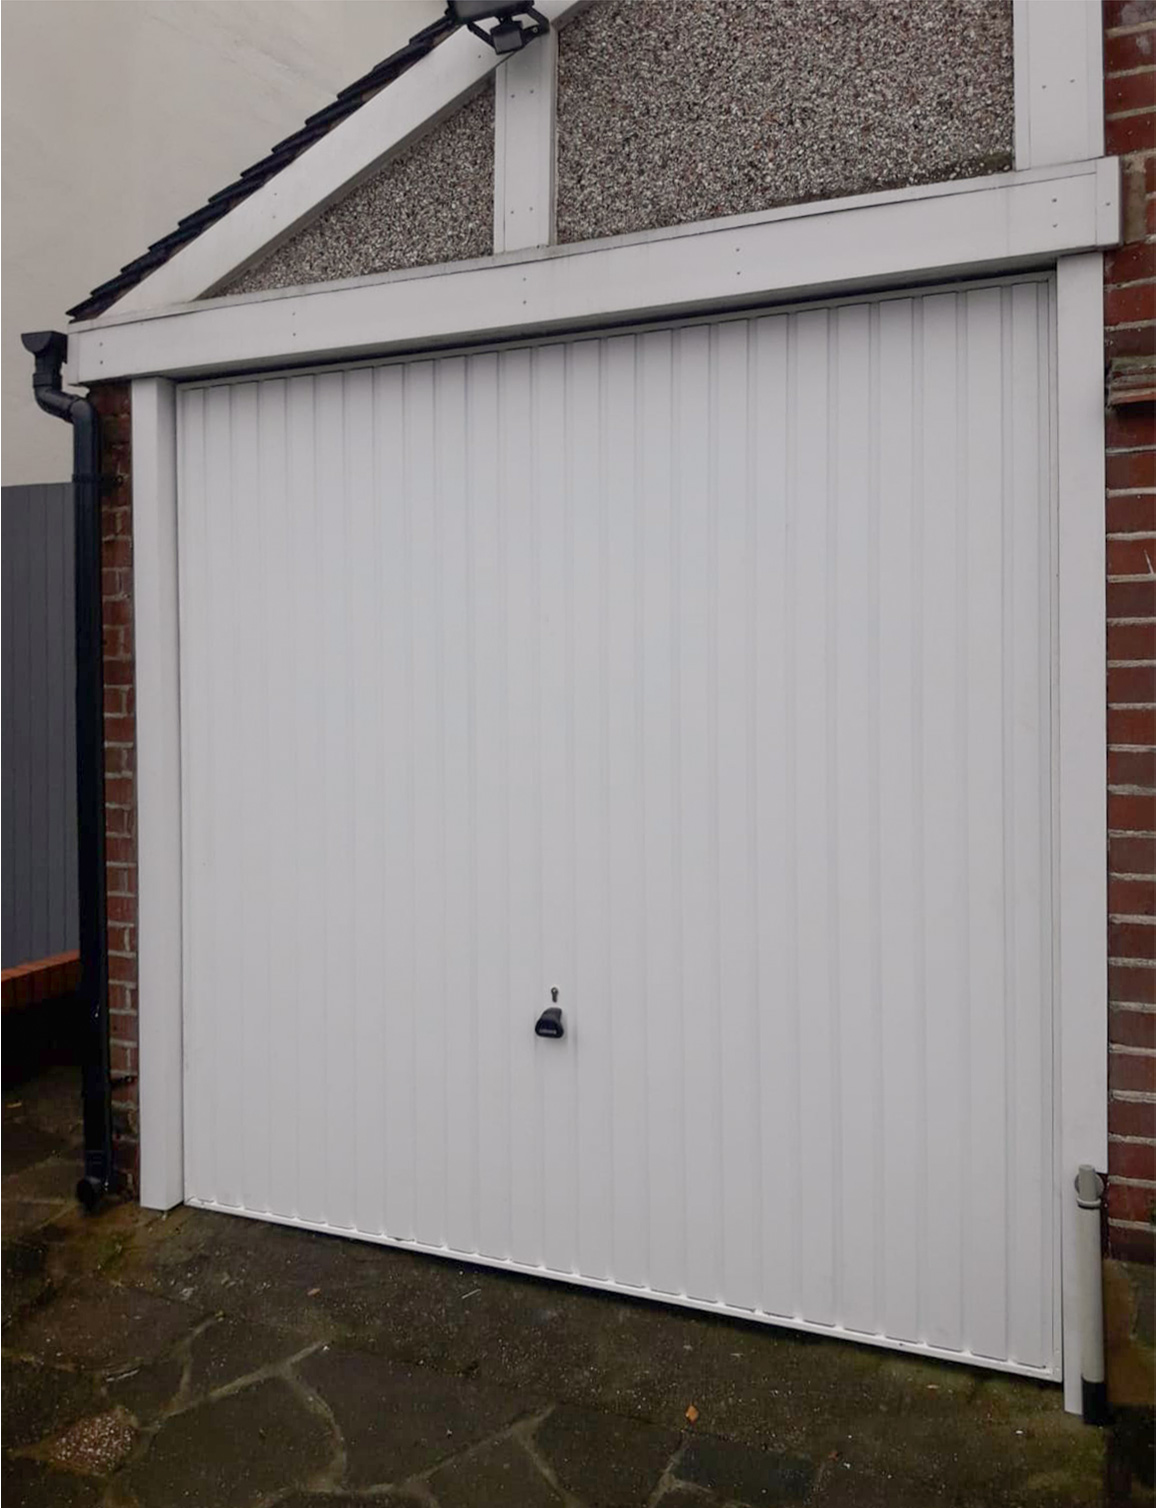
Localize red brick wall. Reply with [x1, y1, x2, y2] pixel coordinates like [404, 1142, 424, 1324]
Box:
[1104, 0, 1155, 1263]
[91, 382, 139, 1196]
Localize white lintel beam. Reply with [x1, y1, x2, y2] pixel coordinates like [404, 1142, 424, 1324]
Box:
[68, 159, 1120, 386]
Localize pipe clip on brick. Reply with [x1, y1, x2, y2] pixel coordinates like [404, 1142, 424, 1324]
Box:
[21, 330, 113, 1212]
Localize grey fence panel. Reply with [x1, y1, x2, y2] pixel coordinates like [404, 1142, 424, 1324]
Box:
[2, 482, 78, 969]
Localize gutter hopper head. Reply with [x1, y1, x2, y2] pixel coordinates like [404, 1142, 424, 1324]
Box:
[22, 330, 68, 392]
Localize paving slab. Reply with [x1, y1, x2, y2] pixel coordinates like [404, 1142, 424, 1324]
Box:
[298, 1344, 530, 1489]
[118, 1377, 333, 1508]
[1, 1455, 102, 1507]
[807, 1463, 966, 1507]
[3, 1156, 84, 1204]
[533, 1402, 681, 1506]
[277, 1494, 423, 1507]
[1, 1357, 105, 1450]
[2, 1119, 63, 1176]
[674, 1434, 815, 1505]
[187, 1314, 307, 1395]
[1, 1066, 1135, 1508]
[427, 1432, 566, 1507]
[2, 1197, 68, 1242]
[2, 1234, 52, 1324]
[104, 1351, 187, 1424]
[4, 1280, 199, 1373]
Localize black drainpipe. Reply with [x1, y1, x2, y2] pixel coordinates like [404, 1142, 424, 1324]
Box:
[22, 330, 112, 1210]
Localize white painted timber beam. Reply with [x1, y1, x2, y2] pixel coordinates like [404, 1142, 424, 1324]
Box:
[112, 0, 583, 316]
[132, 377, 184, 1211]
[494, 25, 558, 252]
[1055, 252, 1109, 1414]
[68, 159, 1119, 386]
[1014, 0, 1105, 170]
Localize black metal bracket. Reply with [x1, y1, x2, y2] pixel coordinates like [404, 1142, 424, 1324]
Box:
[449, 2, 549, 53]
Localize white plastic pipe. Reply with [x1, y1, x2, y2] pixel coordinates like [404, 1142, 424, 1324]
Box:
[1074, 1164, 1108, 1425]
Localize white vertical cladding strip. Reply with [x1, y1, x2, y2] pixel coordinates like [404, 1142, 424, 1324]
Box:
[288, 374, 326, 1224]
[177, 278, 1059, 1377]
[793, 308, 838, 1331]
[493, 29, 558, 253]
[1006, 279, 1053, 1373]
[230, 380, 270, 1216]
[875, 296, 923, 1346]
[637, 329, 684, 1299]
[502, 346, 542, 1269]
[259, 376, 299, 1223]
[1056, 253, 1108, 1411]
[1014, 0, 1104, 170]
[919, 293, 967, 1355]
[469, 350, 512, 1262]
[345, 365, 388, 1242]
[604, 333, 648, 1290]
[536, 339, 579, 1275]
[376, 361, 418, 1243]
[962, 288, 1011, 1363]
[675, 323, 722, 1305]
[714, 318, 760, 1314]
[831, 302, 877, 1337]
[436, 355, 477, 1259]
[177, 384, 208, 1203]
[750, 314, 797, 1320]
[570, 336, 614, 1283]
[133, 377, 184, 1212]
[407, 359, 448, 1251]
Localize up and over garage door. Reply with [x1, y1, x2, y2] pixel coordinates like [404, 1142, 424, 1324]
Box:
[176, 274, 1059, 1380]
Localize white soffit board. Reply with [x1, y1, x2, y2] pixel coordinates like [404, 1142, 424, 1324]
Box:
[1014, 0, 1105, 169]
[68, 159, 1119, 385]
[175, 275, 1060, 1380]
[111, 0, 583, 317]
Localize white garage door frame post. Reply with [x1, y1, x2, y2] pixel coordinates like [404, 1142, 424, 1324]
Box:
[1054, 251, 1109, 1415]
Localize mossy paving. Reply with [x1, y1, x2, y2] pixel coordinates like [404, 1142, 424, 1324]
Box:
[4, 1068, 1151, 1507]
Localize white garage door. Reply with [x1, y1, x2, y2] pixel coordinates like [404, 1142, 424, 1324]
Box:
[177, 275, 1058, 1379]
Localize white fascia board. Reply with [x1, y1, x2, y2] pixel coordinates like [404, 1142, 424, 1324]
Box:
[68, 158, 1120, 385]
[1014, 0, 1105, 170]
[111, 0, 583, 316]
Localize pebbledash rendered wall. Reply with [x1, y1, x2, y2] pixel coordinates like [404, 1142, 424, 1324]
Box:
[93, 1, 1155, 1260]
[221, 0, 1014, 295]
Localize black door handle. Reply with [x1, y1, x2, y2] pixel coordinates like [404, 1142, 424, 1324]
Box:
[535, 1006, 564, 1039]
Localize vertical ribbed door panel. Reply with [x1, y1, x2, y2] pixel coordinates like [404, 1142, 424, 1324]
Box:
[177, 275, 1057, 1378]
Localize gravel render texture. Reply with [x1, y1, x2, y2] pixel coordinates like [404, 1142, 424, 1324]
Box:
[223, 81, 494, 297]
[555, 0, 1015, 244]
